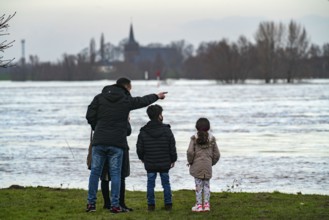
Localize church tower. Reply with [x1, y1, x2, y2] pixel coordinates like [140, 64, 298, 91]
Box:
[124, 23, 139, 63]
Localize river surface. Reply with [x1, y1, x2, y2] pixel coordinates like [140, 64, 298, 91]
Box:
[0, 79, 328, 195]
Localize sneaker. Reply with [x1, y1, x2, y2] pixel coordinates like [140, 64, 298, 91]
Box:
[103, 204, 111, 209]
[86, 204, 96, 212]
[110, 206, 123, 213]
[191, 204, 203, 212]
[148, 204, 155, 211]
[165, 204, 172, 211]
[204, 202, 210, 212]
[121, 205, 133, 212]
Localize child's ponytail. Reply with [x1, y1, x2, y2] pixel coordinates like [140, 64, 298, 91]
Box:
[195, 118, 210, 145]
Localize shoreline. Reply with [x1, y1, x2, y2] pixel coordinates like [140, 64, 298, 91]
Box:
[3, 184, 329, 196]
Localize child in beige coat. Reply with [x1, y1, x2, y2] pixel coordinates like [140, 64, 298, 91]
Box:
[187, 118, 220, 212]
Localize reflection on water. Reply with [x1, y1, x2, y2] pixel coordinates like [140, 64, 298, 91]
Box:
[0, 79, 329, 194]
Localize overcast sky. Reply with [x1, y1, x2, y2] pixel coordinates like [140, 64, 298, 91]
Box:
[2, 0, 329, 62]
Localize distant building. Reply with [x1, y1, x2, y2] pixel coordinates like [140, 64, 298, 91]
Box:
[124, 24, 178, 68]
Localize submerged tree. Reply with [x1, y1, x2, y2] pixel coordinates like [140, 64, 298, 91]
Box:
[0, 12, 16, 68]
[100, 33, 105, 63]
[235, 35, 256, 81]
[89, 38, 96, 64]
[255, 21, 285, 83]
[322, 43, 329, 78]
[284, 20, 310, 83]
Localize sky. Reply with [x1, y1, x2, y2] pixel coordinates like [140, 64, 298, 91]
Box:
[2, 0, 329, 62]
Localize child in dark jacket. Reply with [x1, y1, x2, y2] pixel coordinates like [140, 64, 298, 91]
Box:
[136, 104, 177, 211]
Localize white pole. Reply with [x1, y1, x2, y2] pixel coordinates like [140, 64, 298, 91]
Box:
[144, 71, 148, 80]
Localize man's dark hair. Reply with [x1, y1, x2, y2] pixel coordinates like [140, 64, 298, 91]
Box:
[147, 104, 163, 120]
[116, 77, 131, 87]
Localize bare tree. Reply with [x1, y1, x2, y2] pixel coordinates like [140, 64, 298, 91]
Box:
[284, 20, 310, 83]
[29, 55, 39, 66]
[309, 44, 321, 58]
[255, 21, 285, 83]
[199, 41, 222, 79]
[0, 12, 16, 68]
[235, 35, 255, 82]
[104, 42, 122, 62]
[169, 40, 194, 61]
[183, 56, 204, 79]
[307, 44, 323, 78]
[322, 43, 329, 78]
[322, 43, 329, 57]
[78, 48, 90, 63]
[100, 33, 105, 63]
[89, 38, 96, 64]
[62, 54, 77, 80]
[215, 39, 239, 83]
[193, 40, 233, 82]
[146, 43, 164, 48]
[167, 40, 194, 77]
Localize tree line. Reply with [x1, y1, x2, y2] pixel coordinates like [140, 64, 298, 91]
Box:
[3, 19, 329, 83]
[184, 20, 329, 83]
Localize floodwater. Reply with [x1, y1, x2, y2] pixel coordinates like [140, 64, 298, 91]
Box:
[0, 79, 328, 195]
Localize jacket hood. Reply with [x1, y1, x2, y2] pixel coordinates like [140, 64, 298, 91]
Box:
[141, 120, 170, 138]
[101, 84, 130, 103]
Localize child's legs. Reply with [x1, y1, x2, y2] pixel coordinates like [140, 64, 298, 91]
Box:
[147, 172, 157, 205]
[194, 177, 204, 205]
[203, 179, 210, 204]
[160, 172, 172, 205]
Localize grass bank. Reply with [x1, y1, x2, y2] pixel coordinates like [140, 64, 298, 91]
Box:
[0, 186, 328, 220]
[0, 72, 10, 80]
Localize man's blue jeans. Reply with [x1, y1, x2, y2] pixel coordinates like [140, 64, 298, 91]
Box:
[87, 145, 123, 207]
[147, 172, 172, 205]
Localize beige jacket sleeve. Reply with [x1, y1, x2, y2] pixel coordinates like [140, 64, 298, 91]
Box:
[212, 137, 220, 165]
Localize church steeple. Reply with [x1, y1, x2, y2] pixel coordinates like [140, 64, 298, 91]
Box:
[124, 23, 139, 63]
[129, 23, 136, 44]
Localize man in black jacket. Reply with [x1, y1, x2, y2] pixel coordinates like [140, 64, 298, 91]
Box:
[136, 104, 177, 211]
[86, 78, 167, 213]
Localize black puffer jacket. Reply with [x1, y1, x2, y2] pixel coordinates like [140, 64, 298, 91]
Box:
[136, 120, 177, 172]
[86, 84, 158, 148]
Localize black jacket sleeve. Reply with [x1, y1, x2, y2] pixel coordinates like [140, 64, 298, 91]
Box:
[86, 95, 99, 130]
[127, 121, 132, 136]
[168, 129, 177, 163]
[136, 132, 144, 161]
[129, 94, 158, 111]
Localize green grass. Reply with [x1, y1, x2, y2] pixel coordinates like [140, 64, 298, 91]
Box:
[0, 186, 328, 220]
[0, 72, 10, 80]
